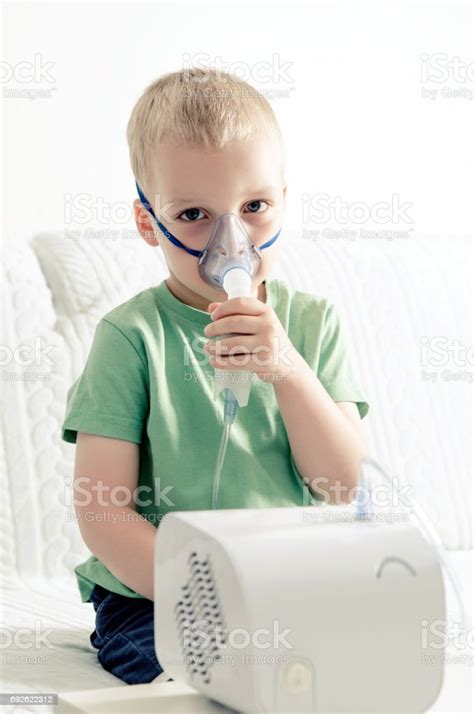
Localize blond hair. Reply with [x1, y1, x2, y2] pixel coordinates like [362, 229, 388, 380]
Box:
[126, 67, 284, 196]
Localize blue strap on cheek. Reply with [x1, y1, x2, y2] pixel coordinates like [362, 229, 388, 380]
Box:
[135, 181, 203, 257]
[259, 228, 281, 249]
[135, 181, 281, 256]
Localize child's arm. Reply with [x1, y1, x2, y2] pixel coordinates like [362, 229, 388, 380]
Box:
[205, 296, 369, 505]
[73, 432, 156, 600]
[273, 355, 368, 504]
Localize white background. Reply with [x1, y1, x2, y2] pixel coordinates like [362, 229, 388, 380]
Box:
[2, 0, 472, 242]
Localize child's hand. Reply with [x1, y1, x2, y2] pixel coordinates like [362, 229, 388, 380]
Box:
[203, 297, 300, 382]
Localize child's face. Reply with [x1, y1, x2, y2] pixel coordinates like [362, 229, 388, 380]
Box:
[134, 134, 287, 310]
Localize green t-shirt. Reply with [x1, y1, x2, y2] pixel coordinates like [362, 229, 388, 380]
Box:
[61, 277, 369, 602]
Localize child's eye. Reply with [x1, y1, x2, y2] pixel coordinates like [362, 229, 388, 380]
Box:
[244, 200, 269, 214]
[178, 208, 206, 222]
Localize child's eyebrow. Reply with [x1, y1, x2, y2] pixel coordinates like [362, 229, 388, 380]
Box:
[169, 186, 279, 204]
[248, 185, 279, 195]
[169, 197, 200, 205]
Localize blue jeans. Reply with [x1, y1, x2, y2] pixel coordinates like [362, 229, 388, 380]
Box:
[89, 584, 166, 684]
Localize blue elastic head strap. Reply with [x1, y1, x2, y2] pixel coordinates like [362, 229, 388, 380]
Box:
[135, 181, 280, 258]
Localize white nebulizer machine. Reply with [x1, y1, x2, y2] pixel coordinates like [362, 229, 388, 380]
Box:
[153, 458, 467, 713]
[136, 184, 467, 712]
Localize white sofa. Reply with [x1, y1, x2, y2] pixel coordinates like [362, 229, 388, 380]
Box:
[1, 231, 472, 712]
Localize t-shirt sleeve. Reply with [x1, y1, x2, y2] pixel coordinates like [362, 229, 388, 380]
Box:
[61, 318, 149, 444]
[317, 302, 369, 420]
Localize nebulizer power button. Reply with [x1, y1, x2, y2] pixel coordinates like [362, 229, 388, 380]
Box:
[281, 659, 313, 693]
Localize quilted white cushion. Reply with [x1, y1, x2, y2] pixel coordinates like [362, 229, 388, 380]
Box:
[1, 231, 471, 594]
[272, 234, 472, 550]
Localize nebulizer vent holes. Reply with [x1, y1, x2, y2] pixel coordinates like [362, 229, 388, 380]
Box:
[211, 388, 239, 509]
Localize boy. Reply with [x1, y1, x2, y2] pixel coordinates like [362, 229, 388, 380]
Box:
[61, 67, 369, 685]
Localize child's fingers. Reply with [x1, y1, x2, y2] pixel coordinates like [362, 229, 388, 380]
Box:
[208, 297, 266, 319]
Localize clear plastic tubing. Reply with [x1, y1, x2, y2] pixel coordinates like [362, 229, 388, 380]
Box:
[211, 388, 238, 509]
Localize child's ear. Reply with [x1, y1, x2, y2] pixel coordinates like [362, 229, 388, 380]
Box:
[133, 198, 159, 247]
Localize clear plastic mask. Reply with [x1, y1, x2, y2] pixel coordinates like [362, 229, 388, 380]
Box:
[135, 181, 281, 292]
[197, 213, 263, 290]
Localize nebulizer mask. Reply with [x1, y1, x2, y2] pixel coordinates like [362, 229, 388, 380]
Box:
[136, 181, 281, 507]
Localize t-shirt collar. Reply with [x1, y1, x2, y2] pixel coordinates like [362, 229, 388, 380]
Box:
[154, 278, 277, 326]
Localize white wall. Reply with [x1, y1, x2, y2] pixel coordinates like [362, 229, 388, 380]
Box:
[2, 0, 472, 242]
